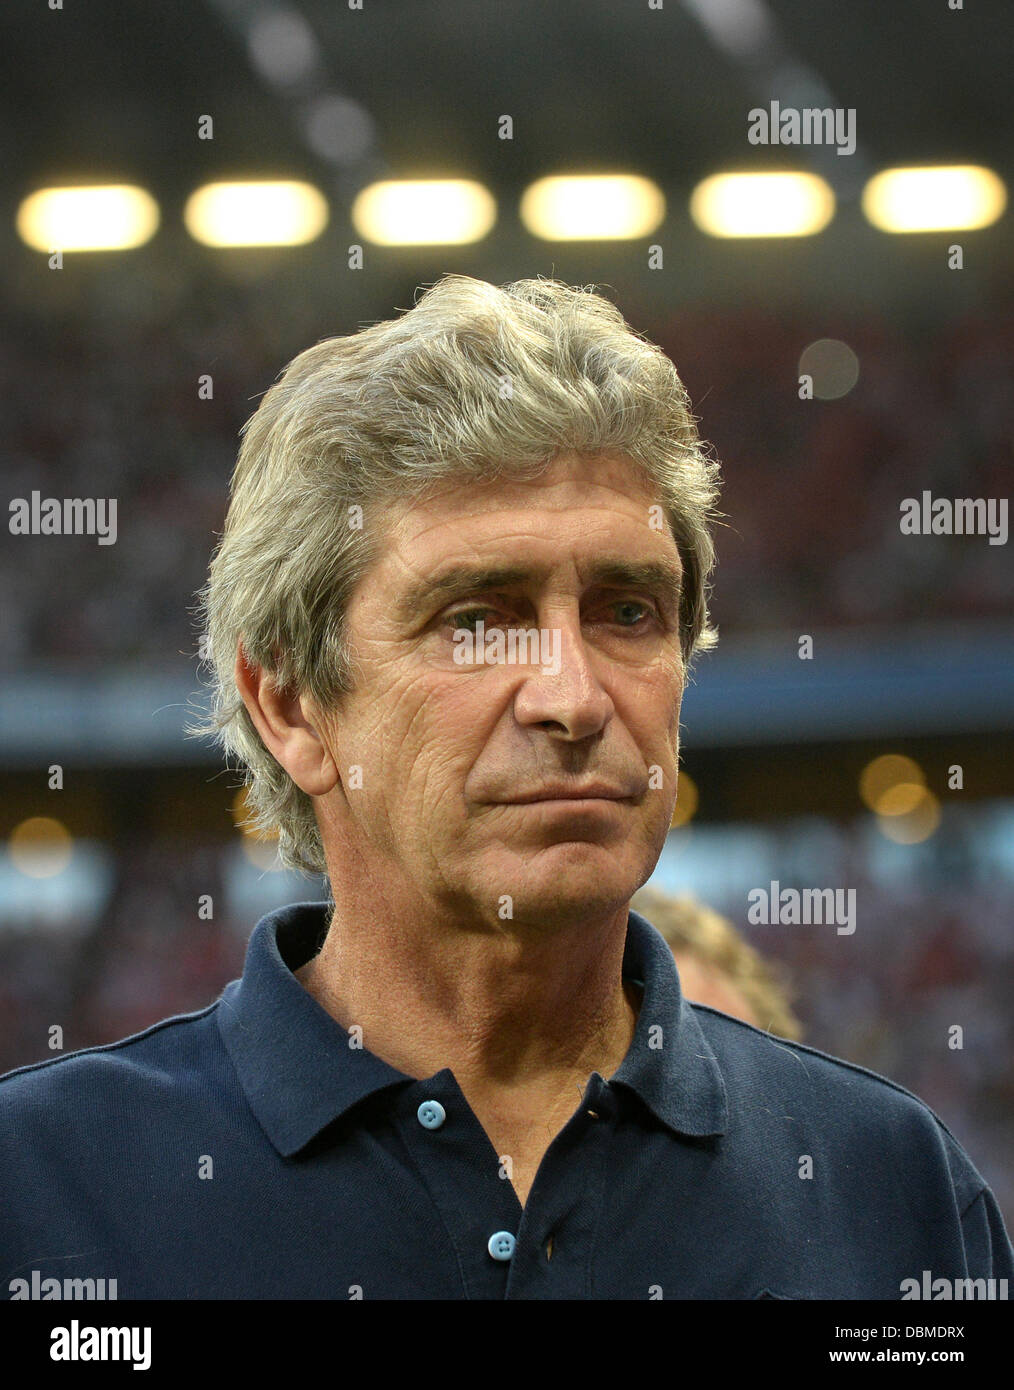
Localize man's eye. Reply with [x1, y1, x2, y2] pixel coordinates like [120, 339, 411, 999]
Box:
[446, 607, 502, 633]
[611, 600, 655, 626]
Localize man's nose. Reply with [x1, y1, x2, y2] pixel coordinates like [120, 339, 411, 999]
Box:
[510, 614, 613, 740]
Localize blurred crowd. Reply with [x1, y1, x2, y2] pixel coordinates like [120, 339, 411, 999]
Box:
[660, 301, 1014, 637]
[1, 280, 1012, 670]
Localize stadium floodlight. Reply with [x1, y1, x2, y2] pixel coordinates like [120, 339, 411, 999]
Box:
[689, 171, 834, 237]
[351, 179, 496, 246]
[861, 165, 1006, 233]
[519, 174, 665, 241]
[184, 180, 329, 247]
[16, 184, 160, 252]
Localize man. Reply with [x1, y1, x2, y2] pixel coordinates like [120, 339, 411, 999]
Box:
[2, 275, 1011, 1299]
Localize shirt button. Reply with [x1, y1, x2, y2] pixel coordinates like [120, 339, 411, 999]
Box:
[416, 1100, 447, 1130]
[487, 1231, 516, 1262]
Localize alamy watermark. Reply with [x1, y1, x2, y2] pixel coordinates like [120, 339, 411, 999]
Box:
[901, 1270, 1008, 1300]
[748, 101, 856, 156]
[8, 491, 118, 545]
[899, 492, 1007, 545]
[9, 1271, 117, 1299]
[747, 881, 856, 935]
[49, 1320, 151, 1371]
[452, 620, 561, 676]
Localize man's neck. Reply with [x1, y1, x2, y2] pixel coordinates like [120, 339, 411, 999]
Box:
[295, 898, 639, 1105]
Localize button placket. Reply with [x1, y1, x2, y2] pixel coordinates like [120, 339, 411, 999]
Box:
[503, 1076, 617, 1292]
[400, 1074, 526, 1297]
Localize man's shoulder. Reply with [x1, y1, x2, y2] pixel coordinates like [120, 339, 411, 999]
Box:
[0, 998, 226, 1123]
[689, 999, 946, 1116]
[687, 1001, 985, 1201]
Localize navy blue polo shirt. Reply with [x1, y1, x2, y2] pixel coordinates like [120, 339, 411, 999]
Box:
[1, 903, 1011, 1300]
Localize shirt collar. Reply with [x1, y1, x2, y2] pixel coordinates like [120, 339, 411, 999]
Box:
[218, 901, 728, 1157]
[614, 906, 728, 1138]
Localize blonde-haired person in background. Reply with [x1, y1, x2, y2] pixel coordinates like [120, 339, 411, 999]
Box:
[631, 886, 802, 1042]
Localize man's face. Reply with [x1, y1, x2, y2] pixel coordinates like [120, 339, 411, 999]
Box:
[316, 451, 685, 932]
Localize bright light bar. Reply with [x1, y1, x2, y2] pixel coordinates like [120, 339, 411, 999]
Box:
[351, 179, 495, 245]
[184, 180, 328, 247]
[690, 171, 834, 237]
[520, 175, 665, 240]
[861, 165, 1006, 232]
[16, 184, 159, 252]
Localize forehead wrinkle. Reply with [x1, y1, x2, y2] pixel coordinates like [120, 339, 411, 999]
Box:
[376, 474, 681, 625]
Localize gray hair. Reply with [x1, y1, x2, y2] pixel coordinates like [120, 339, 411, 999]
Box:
[190, 274, 722, 876]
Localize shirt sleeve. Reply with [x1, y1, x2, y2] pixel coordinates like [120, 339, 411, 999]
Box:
[960, 1186, 1014, 1281]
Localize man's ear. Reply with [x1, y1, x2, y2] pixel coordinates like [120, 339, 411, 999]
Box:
[234, 642, 339, 797]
